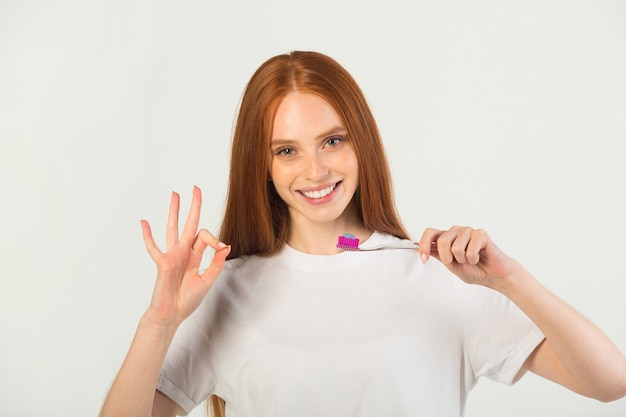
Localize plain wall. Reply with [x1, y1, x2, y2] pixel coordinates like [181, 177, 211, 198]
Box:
[1, 0, 625, 415]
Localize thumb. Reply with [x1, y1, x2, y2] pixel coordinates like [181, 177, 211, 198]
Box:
[199, 243, 231, 288]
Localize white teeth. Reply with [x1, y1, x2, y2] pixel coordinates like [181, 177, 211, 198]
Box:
[302, 184, 336, 199]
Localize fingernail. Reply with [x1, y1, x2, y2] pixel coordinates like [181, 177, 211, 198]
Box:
[217, 241, 227, 248]
[420, 252, 429, 264]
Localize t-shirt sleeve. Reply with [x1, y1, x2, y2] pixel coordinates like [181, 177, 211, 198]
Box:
[463, 285, 545, 386]
[156, 290, 219, 415]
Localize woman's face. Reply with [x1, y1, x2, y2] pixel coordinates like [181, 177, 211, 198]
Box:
[269, 92, 359, 232]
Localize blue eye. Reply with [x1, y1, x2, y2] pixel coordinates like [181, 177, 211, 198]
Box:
[277, 147, 294, 156]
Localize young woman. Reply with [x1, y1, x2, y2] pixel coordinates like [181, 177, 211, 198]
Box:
[100, 51, 626, 417]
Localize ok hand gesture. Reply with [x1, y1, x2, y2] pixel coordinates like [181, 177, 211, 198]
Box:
[140, 186, 230, 327]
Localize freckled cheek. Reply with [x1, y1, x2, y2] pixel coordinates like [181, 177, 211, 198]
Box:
[269, 163, 298, 194]
[343, 153, 359, 185]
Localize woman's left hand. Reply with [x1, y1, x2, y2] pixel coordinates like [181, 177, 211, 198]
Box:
[417, 226, 519, 289]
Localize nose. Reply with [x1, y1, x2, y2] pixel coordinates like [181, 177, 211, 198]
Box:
[304, 151, 330, 180]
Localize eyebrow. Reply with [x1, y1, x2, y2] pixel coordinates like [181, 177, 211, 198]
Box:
[270, 126, 347, 146]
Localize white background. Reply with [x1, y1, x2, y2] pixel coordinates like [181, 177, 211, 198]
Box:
[1, 1, 625, 416]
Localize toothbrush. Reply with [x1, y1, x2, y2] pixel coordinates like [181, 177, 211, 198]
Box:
[336, 234, 363, 250]
[336, 233, 430, 251]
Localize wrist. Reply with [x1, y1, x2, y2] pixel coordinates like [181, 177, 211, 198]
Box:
[485, 259, 532, 296]
[139, 309, 181, 342]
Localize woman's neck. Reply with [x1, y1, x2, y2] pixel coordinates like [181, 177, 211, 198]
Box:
[286, 210, 372, 255]
[287, 227, 372, 255]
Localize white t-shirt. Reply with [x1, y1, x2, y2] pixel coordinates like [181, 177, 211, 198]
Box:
[157, 232, 544, 416]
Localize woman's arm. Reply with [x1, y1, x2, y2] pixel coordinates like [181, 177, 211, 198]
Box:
[100, 187, 230, 417]
[418, 226, 626, 401]
[503, 267, 626, 401]
[100, 314, 182, 417]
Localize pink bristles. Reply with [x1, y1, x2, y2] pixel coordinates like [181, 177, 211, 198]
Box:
[337, 233, 360, 251]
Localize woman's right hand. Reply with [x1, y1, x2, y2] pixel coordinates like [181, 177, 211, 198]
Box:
[140, 186, 230, 327]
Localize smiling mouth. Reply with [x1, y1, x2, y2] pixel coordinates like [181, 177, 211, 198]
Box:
[300, 182, 339, 199]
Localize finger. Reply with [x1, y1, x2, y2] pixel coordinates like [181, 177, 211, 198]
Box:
[466, 229, 489, 264]
[166, 191, 181, 249]
[450, 227, 473, 264]
[192, 229, 227, 255]
[181, 186, 202, 246]
[418, 228, 441, 263]
[140, 219, 163, 260]
[435, 226, 463, 265]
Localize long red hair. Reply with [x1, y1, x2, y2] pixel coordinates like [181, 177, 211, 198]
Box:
[219, 51, 409, 259]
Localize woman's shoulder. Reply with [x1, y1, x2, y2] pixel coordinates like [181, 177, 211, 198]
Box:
[215, 253, 282, 291]
[360, 231, 416, 250]
[222, 252, 276, 273]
